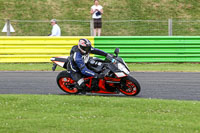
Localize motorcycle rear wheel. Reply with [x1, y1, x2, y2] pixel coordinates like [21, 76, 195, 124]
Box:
[57, 71, 79, 94]
[120, 76, 141, 96]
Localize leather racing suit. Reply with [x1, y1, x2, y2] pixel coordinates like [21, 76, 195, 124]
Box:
[68, 45, 108, 89]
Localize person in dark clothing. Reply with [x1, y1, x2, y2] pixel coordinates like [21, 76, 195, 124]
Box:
[68, 38, 108, 94]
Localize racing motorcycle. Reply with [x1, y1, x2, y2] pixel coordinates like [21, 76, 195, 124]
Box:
[50, 48, 141, 96]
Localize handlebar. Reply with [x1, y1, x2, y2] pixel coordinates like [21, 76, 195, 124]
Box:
[106, 54, 117, 64]
[106, 54, 114, 61]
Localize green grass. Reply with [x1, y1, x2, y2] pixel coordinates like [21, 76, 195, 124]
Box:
[0, 95, 199, 133]
[1, 0, 200, 36]
[1, 63, 200, 72]
[0, 63, 65, 71]
[128, 63, 200, 72]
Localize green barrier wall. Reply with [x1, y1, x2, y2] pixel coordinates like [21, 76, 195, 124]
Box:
[94, 36, 200, 62]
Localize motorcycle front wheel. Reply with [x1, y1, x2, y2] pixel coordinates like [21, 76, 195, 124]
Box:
[57, 71, 79, 94]
[120, 76, 141, 96]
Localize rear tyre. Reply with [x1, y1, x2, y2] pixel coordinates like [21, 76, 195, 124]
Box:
[120, 76, 141, 96]
[56, 71, 79, 94]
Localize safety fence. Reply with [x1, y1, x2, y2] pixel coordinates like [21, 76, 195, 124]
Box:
[2, 19, 200, 36]
[1, 36, 200, 63]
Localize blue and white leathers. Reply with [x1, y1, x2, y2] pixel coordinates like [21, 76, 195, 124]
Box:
[69, 45, 107, 77]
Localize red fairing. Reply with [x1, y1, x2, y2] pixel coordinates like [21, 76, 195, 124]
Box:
[83, 77, 123, 94]
[98, 79, 106, 90]
[91, 77, 120, 94]
[104, 77, 121, 82]
[85, 77, 118, 94]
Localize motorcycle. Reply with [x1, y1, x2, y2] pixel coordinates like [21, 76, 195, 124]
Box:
[50, 48, 141, 96]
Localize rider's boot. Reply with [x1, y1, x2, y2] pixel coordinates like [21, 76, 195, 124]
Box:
[77, 78, 86, 94]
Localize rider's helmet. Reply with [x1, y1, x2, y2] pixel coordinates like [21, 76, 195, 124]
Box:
[78, 39, 92, 54]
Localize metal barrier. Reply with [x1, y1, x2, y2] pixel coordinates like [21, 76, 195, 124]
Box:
[94, 36, 200, 62]
[0, 37, 94, 62]
[1, 36, 200, 63]
[2, 19, 200, 36]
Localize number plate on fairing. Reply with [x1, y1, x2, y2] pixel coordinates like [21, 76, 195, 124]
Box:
[115, 72, 126, 78]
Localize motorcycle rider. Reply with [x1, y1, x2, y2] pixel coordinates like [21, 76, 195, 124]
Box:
[68, 38, 110, 94]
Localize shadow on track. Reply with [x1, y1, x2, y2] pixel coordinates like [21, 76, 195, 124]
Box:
[58, 93, 143, 99]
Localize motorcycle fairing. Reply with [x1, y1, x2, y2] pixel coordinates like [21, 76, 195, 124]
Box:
[105, 63, 127, 78]
[51, 56, 69, 68]
[115, 72, 127, 78]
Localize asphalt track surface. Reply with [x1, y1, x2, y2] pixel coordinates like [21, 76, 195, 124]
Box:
[0, 71, 200, 101]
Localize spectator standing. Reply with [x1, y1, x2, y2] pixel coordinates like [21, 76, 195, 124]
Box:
[90, 0, 103, 36]
[49, 19, 61, 36]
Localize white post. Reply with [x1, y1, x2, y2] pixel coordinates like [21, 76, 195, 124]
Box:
[90, 20, 94, 36]
[168, 19, 173, 36]
[6, 19, 11, 36]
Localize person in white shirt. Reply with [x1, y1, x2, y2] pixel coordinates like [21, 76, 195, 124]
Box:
[49, 19, 61, 36]
[90, 0, 103, 36]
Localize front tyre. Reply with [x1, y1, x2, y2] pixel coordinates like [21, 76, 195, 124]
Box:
[120, 76, 141, 96]
[57, 71, 79, 94]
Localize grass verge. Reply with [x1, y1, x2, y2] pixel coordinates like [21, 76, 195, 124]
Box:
[128, 63, 200, 72]
[0, 63, 200, 72]
[0, 95, 199, 133]
[1, 0, 200, 36]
